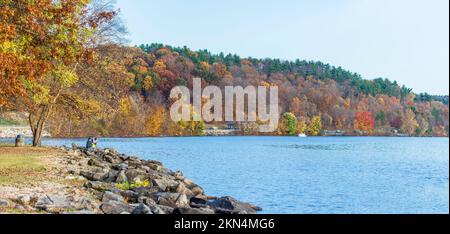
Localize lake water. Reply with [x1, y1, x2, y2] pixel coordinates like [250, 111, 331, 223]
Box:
[18, 137, 450, 214]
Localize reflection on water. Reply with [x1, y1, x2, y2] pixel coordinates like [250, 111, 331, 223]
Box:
[2, 136, 447, 214]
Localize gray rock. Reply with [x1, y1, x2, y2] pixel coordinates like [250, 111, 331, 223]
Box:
[87, 158, 102, 167]
[102, 191, 125, 203]
[125, 169, 148, 182]
[131, 203, 152, 214]
[113, 163, 128, 171]
[116, 170, 128, 183]
[104, 155, 120, 164]
[75, 197, 97, 211]
[0, 199, 10, 207]
[176, 183, 193, 196]
[109, 188, 140, 203]
[152, 192, 189, 208]
[100, 200, 134, 214]
[207, 196, 262, 214]
[137, 196, 156, 206]
[149, 205, 166, 214]
[190, 196, 208, 208]
[16, 195, 31, 205]
[146, 163, 163, 172]
[80, 169, 109, 181]
[35, 195, 72, 210]
[174, 171, 184, 180]
[104, 170, 120, 183]
[153, 178, 178, 192]
[153, 205, 173, 214]
[85, 181, 113, 191]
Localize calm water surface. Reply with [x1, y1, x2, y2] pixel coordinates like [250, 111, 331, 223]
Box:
[34, 137, 449, 214]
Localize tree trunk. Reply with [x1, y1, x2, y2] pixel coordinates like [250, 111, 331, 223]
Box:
[29, 105, 50, 147]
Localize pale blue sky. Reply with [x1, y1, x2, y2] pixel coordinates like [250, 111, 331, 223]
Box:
[116, 0, 449, 94]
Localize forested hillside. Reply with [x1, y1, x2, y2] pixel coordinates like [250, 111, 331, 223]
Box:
[44, 44, 448, 137]
[1, 1, 448, 140]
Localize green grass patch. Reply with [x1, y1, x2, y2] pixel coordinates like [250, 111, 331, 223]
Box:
[0, 150, 49, 185]
[0, 119, 22, 126]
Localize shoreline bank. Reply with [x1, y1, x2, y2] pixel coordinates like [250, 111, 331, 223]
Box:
[0, 145, 261, 214]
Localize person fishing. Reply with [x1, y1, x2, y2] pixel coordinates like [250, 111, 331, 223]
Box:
[86, 137, 99, 150]
[92, 137, 98, 148]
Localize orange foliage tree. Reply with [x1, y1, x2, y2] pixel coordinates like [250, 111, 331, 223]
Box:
[0, 0, 117, 146]
[354, 111, 375, 133]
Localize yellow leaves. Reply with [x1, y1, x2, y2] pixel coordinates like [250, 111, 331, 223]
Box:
[143, 75, 154, 91]
[153, 60, 166, 70]
[22, 79, 50, 105]
[81, 99, 103, 118]
[297, 119, 308, 134]
[261, 81, 276, 87]
[118, 97, 132, 116]
[145, 106, 166, 136]
[53, 65, 79, 88]
[308, 115, 322, 136]
[199, 61, 210, 71]
[401, 109, 419, 135]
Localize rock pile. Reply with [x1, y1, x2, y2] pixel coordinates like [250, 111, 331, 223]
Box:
[59, 146, 262, 214]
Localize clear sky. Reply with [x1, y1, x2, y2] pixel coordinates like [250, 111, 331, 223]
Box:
[116, 0, 449, 95]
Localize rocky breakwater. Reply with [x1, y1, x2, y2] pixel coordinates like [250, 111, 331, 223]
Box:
[65, 146, 261, 214]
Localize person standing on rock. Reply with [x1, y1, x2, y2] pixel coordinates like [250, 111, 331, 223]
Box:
[86, 137, 93, 150]
[92, 137, 98, 149]
[86, 137, 99, 150]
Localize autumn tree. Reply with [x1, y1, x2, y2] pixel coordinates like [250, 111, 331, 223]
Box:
[401, 109, 419, 135]
[280, 112, 298, 135]
[308, 115, 322, 136]
[145, 105, 166, 136]
[354, 112, 375, 133]
[0, 0, 118, 146]
[297, 118, 308, 135]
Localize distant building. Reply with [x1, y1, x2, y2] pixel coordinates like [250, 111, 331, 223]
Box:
[227, 122, 237, 130]
[322, 130, 345, 136]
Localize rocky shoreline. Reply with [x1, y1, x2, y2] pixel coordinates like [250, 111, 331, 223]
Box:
[0, 146, 261, 214]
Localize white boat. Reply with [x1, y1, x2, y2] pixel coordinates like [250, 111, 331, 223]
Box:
[298, 133, 307, 138]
